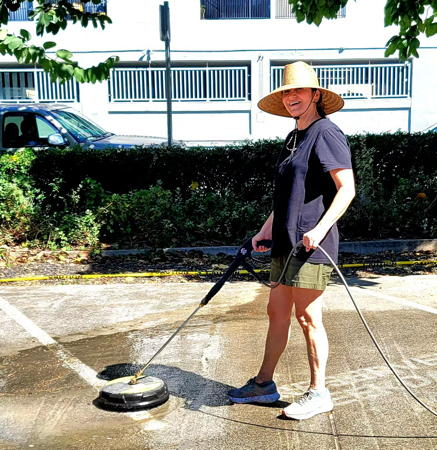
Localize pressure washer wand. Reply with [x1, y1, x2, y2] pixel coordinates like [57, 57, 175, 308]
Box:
[130, 238, 260, 384]
[130, 304, 203, 384]
[199, 238, 256, 306]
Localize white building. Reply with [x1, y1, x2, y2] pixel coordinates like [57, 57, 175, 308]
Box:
[1, 0, 437, 144]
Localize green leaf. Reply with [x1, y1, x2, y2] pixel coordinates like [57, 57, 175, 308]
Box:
[313, 14, 323, 26]
[43, 41, 57, 50]
[40, 58, 52, 72]
[19, 29, 31, 41]
[7, 36, 23, 50]
[86, 68, 97, 83]
[425, 22, 437, 37]
[73, 67, 86, 82]
[410, 37, 420, 51]
[17, 47, 27, 63]
[36, 23, 44, 36]
[56, 49, 73, 60]
[410, 47, 419, 58]
[295, 10, 305, 22]
[40, 13, 52, 26]
[13, 47, 23, 59]
[47, 23, 60, 35]
[385, 38, 400, 57]
[62, 63, 75, 75]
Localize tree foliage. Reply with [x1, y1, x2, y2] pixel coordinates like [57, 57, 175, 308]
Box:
[288, 0, 437, 60]
[0, 1, 435, 83]
[0, 0, 119, 82]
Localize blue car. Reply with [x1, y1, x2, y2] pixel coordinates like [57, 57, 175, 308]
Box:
[0, 103, 183, 150]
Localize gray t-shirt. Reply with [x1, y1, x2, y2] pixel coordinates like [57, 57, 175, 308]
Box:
[272, 118, 353, 264]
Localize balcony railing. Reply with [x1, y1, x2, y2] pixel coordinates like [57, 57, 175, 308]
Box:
[271, 63, 412, 99]
[7, 1, 33, 21]
[275, 0, 345, 19]
[110, 67, 250, 102]
[7, 0, 107, 21]
[0, 69, 79, 103]
[201, 0, 270, 19]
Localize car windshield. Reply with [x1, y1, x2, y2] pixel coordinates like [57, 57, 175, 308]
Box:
[52, 110, 111, 142]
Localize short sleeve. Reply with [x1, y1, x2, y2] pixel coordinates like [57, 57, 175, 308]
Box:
[314, 127, 352, 172]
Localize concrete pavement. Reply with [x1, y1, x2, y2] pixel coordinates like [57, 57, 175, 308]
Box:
[0, 275, 436, 449]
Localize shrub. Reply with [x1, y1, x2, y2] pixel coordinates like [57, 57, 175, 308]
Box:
[45, 210, 101, 249]
[2, 131, 435, 248]
[101, 185, 184, 247]
[0, 149, 40, 244]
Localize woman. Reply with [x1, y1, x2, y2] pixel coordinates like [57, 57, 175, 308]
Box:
[228, 61, 356, 420]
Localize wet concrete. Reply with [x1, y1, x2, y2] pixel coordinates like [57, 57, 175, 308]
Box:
[0, 276, 436, 449]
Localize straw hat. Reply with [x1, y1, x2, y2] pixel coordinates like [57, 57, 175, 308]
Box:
[258, 61, 344, 117]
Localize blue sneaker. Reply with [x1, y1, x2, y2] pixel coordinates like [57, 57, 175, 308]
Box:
[228, 377, 280, 404]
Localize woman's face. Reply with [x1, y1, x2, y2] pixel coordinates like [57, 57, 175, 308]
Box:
[282, 88, 320, 117]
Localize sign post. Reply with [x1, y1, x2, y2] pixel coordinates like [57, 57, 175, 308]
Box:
[160, 1, 172, 147]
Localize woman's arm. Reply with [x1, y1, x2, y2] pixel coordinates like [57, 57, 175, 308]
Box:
[252, 211, 274, 252]
[303, 168, 355, 252]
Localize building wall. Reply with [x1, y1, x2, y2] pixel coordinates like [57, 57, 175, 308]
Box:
[1, 0, 436, 142]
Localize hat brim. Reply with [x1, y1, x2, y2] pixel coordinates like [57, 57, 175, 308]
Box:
[258, 84, 344, 117]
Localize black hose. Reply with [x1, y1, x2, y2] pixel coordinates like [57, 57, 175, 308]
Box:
[316, 244, 437, 417]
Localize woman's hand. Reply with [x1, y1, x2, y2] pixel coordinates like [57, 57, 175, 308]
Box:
[251, 212, 274, 252]
[302, 228, 326, 252]
[251, 231, 272, 252]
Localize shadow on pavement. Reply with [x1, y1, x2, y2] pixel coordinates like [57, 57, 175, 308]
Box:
[330, 276, 380, 288]
[96, 363, 288, 411]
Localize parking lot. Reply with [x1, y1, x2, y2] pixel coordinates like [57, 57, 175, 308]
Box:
[1, 274, 436, 449]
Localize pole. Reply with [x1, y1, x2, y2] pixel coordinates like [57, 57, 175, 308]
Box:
[165, 37, 172, 146]
[160, 2, 172, 147]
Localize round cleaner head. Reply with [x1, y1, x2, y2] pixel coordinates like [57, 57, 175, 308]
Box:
[95, 376, 169, 411]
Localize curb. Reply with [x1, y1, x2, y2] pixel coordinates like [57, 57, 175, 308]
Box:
[102, 239, 437, 257]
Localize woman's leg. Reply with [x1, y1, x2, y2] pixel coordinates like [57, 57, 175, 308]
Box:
[292, 287, 328, 390]
[256, 284, 294, 383]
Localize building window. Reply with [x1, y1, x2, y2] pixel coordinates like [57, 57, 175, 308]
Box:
[275, 0, 345, 19]
[200, 0, 270, 19]
[7, 0, 107, 21]
[271, 62, 412, 98]
[109, 66, 250, 102]
[0, 69, 79, 103]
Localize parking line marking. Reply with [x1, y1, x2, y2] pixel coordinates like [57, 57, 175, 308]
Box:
[0, 297, 105, 388]
[0, 296, 154, 421]
[350, 288, 437, 314]
[0, 297, 57, 346]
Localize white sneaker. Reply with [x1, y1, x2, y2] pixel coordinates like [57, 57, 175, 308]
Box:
[282, 388, 333, 420]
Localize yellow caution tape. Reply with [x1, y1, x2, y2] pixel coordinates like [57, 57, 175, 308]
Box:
[340, 260, 436, 268]
[0, 259, 434, 283]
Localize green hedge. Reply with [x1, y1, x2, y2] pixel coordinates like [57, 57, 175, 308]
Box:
[0, 132, 435, 249]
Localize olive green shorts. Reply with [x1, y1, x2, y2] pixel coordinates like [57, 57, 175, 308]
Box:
[270, 256, 333, 290]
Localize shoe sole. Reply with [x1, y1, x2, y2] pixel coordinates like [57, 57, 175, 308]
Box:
[282, 403, 334, 420]
[228, 392, 280, 404]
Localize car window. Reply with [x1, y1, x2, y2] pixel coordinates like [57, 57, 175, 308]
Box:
[52, 110, 108, 142]
[3, 115, 21, 148]
[36, 115, 58, 138]
[3, 113, 56, 148]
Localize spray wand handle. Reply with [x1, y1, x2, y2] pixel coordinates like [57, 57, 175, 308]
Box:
[199, 238, 271, 306]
